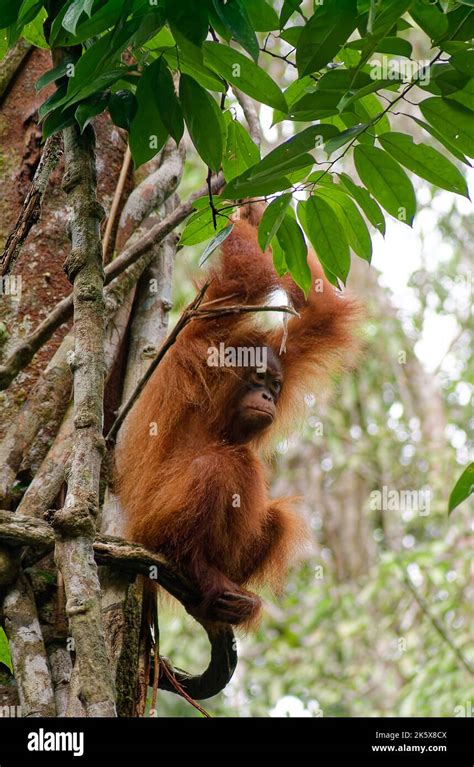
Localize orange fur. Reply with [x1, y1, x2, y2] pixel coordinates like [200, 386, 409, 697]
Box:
[116, 204, 362, 627]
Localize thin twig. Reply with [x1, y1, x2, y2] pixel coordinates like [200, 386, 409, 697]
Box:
[194, 303, 298, 319]
[149, 604, 160, 717]
[102, 145, 132, 260]
[403, 571, 474, 676]
[207, 168, 218, 229]
[159, 660, 211, 717]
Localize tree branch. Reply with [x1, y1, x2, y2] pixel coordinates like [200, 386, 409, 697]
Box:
[233, 89, 262, 147]
[115, 138, 185, 251]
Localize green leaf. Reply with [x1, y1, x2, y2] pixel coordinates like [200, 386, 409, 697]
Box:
[270, 235, 288, 276]
[258, 194, 292, 251]
[275, 214, 311, 295]
[299, 196, 350, 283]
[315, 67, 389, 112]
[409, 0, 449, 41]
[212, 0, 259, 61]
[447, 78, 474, 111]
[63, 0, 94, 35]
[180, 74, 224, 172]
[0, 0, 22, 29]
[75, 94, 109, 133]
[338, 172, 386, 235]
[296, 0, 358, 76]
[6, 0, 43, 46]
[339, 77, 401, 111]
[42, 105, 76, 139]
[165, 40, 226, 93]
[314, 68, 372, 94]
[199, 224, 235, 267]
[307, 171, 336, 186]
[18, 5, 47, 48]
[181, 205, 233, 247]
[288, 89, 343, 121]
[224, 126, 336, 196]
[421, 64, 470, 97]
[347, 36, 413, 57]
[55, 19, 140, 110]
[165, 0, 208, 45]
[360, 0, 413, 54]
[272, 76, 318, 124]
[39, 84, 68, 122]
[441, 5, 474, 44]
[280, 0, 303, 28]
[451, 49, 474, 77]
[332, 111, 374, 146]
[224, 169, 294, 198]
[223, 119, 260, 181]
[66, 68, 128, 110]
[411, 116, 471, 166]
[36, 60, 75, 92]
[203, 42, 287, 111]
[355, 92, 390, 135]
[145, 25, 175, 50]
[240, 0, 279, 31]
[324, 123, 371, 155]
[108, 89, 137, 132]
[153, 57, 184, 143]
[440, 42, 471, 56]
[379, 132, 469, 197]
[130, 59, 169, 167]
[224, 139, 316, 197]
[280, 26, 303, 46]
[50, 0, 130, 46]
[256, 125, 338, 174]
[0, 626, 12, 673]
[448, 463, 474, 514]
[130, 7, 165, 49]
[230, 175, 297, 198]
[286, 162, 315, 186]
[354, 145, 416, 225]
[313, 187, 372, 262]
[420, 97, 474, 158]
